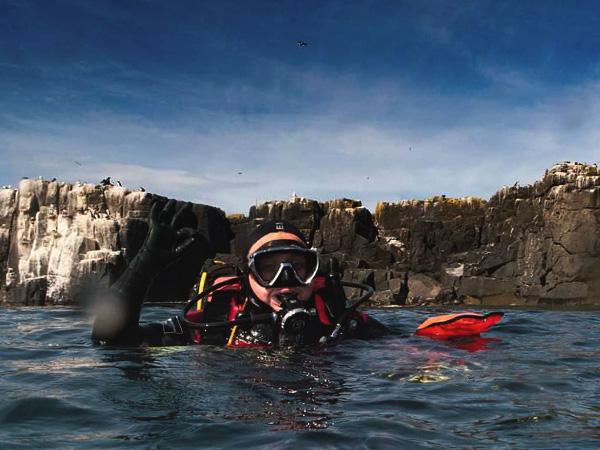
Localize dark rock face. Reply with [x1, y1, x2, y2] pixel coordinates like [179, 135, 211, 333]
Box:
[375, 197, 486, 273]
[230, 162, 600, 306]
[462, 161, 600, 306]
[0, 179, 231, 305]
[231, 196, 323, 255]
[374, 162, 600, 306]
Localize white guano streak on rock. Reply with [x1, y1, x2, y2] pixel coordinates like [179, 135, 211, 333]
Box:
[6, 179, 129, 303]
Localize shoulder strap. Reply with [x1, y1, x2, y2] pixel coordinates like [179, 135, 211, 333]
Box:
[314, 292, 334, 326]
[191, 257, 244, 312]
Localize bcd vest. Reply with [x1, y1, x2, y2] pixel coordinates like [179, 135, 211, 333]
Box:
[184, 275, 337, 348]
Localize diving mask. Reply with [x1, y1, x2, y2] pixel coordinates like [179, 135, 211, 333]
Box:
[248, 245, 319, 288]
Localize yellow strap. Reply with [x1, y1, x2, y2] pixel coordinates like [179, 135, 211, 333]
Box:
[227, 325, 238, 346]
[196, 272, 207, 311]
[227, 298, 249, 346]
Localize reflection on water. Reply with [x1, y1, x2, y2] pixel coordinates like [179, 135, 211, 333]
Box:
[0, 307, 599, 448]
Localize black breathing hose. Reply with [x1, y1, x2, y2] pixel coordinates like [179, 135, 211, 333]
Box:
[181, 276, 245, 329]
[321, 281, 374, 344]
[180, 275, 374, 333]
[185, 312, 276, 329]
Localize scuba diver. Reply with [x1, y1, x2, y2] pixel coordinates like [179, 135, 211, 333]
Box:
[91, 200, 389, 347]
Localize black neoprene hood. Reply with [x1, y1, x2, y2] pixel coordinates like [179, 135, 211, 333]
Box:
[243, 220, 308, 258]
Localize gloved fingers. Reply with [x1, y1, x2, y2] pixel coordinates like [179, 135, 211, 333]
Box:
[175, 240, 196, 256]
[150, 201, 161, 225]
[174, 231, 200, 256]
[171, 202, 192, 229]
[176, 227, 196, 241]
[159, 199, 177, 225]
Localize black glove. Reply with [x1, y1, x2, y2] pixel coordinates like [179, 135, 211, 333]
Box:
[138, 199, 203, 277]
[92, 199, 207, 344]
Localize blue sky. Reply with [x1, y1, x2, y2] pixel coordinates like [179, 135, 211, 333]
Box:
[2, 0, 600, 213]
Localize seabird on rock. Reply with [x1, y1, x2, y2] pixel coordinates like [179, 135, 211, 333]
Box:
[138, 187, 146, 192]
[51, 177, 56, 182]
[100, 177, 112, 186]
[116, 180, 122, 187]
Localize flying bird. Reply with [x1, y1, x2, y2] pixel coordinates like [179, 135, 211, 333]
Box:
[297, 40, 308, 47]
[237, 171, 243, 175]
[73, 161, 82, 166]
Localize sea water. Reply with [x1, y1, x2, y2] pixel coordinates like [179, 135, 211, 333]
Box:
[0, 307, 598, 449]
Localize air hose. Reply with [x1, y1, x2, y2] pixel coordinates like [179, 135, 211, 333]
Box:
[180, 275, 374, 335]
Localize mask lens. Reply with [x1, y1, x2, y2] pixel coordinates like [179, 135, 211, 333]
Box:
[251, 248, 318, 285]
[256, 257, 280, 282]
[293, 251, 317, 280]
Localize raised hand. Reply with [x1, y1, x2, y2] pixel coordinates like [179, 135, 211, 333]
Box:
[92, 199, 207, 344]
[142, 199, 203, 265]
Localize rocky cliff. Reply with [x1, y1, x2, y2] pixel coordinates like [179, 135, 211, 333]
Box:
[0, 179, 231, 305]
[2, 162, 599, 306]
[229, 162, 600, 306]
[450, 161, 600, 306]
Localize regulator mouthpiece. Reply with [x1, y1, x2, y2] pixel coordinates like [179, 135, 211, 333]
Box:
[277, 293, 310, 334]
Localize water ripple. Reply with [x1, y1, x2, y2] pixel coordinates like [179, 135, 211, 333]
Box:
[0, 307, 598, 448]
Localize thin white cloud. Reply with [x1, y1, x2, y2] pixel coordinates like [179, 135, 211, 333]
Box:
[2, 68, 600, 214]
[96, 164, 209, 189]
[477, 64, 543, 92]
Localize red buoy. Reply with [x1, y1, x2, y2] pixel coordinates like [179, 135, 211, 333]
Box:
[416, 312, 504, 339]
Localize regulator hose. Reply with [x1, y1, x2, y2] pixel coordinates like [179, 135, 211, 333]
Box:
[321, 280, 374, 345]
[180, 276, 374, 334]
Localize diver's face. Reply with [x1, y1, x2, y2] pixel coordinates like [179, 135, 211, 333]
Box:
[248, 273, 312, 311]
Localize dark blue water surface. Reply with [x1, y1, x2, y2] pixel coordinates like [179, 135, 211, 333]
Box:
[1, 307, 599, 449]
